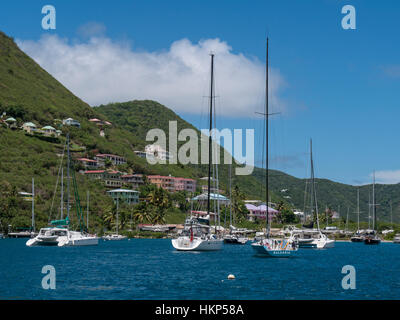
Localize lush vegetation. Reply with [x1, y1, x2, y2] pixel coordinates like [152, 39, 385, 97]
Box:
[0, 30, 399, 237]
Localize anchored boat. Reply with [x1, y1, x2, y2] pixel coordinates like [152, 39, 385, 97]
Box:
[171, 53, 223, 251]
[251, 38, 298, 257]
[26, 134, 98, 247]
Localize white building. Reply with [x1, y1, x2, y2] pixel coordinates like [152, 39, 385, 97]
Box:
[144, 144, 172, 161]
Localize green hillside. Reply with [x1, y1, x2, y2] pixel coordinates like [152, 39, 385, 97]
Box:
[0, 29, 398, 236]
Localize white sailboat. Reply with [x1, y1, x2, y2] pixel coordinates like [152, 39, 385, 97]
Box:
[27, 134, 98, 247]
[103, 195, 127, 240]
[251, 38, 298, 257]
[350, 188, 364, 242]
[296, 139, 334, 249]
[172, 53, 223, 251]
[364, 171, 381, 245]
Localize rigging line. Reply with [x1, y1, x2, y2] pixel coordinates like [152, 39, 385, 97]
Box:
[48, 140, 67, 223]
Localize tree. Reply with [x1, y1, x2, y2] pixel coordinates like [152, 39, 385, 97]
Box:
[232, 185, 248, 223]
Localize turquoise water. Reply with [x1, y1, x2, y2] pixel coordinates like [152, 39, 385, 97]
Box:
[1, 238, 399, 299]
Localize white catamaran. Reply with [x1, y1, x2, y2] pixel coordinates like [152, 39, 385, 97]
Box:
[251, 38, 298, 257]
[172, 53, 223, 251]
[27, 134, 98, 247]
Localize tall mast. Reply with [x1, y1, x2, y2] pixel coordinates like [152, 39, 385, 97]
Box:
[265, 38, 270, 238]
[310, 139, 320, 231]
[229, 162, 232, 228]
[116, 195, 119, 235]
[372, 171, 376, 231]
[207, 53, 214, 226]
[368, 192, 371, 229]
[357, 187, 360, 231]
[60, 168, 64, 219]
[67, 134, 70, 219]
[31, 178, 35, 233]
[390, 199, 393, 229]
[87, 190, 89, 230]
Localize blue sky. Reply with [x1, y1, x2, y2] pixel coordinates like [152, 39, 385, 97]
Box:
[1, 0, 400, 185]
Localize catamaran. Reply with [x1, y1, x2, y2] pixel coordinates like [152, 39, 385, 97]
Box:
[251, 38, 298, 257]
[27, 134, 98, 247]
[296, 139, 335, 249]
[172, 53, 223, 251]
[364, 171, 381, 245]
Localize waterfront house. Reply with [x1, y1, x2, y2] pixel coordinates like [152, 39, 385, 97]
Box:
[191, 193, 230, 206]
[62, 118, 81, 128]
[107, 188, 140, 205]
[22, 122, 37, 134]
[246, 203, 278, 221]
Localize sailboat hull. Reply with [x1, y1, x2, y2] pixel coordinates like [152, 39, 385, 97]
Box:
[251, 238, 298, 257]
[172, 237, 223, 251]
[364, 237, 381, 245]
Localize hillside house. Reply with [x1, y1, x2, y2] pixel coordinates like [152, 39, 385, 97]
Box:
[107, 188, 140, 205]
[95, 153, 126, 166]
[63, 118, 81, 128]
[41, 125, 57, 137]
[22, 122, 37, 133]
[84, 170, 123, 188]
[121, 174, 144, 190]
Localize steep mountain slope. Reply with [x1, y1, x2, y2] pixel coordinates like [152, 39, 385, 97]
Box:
[0, 29, 397, 229]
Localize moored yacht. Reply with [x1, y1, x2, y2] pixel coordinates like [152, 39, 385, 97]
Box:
[172, 217, 223, 251]
[297, 139, 334, 249]
[250, 38, 298, 257]
[26, 134, 98, 247]
[171, 53, 223, 252]
[364, 172, 381, 245]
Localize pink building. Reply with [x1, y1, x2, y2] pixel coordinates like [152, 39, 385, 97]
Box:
[147, 175, 196, 193]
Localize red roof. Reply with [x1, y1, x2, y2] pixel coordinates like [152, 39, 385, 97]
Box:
[77, 158, 97, 163]
[84, 170, 105, 174]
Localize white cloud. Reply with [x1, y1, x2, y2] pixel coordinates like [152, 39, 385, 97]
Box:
[372, 170, 400, 184]
[16, 35, 286, 117]
[77, 22, 106, 38]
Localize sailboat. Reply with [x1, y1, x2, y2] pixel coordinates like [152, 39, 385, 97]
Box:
[296, 139, 335, 249]
[26, 134, 99, 247]
[350, 188, 364, 242]
[251, 38, 298, 257]
[364, 171, 381, 245]
[103, 195, 127, 240]
[171, 53, 223, 251]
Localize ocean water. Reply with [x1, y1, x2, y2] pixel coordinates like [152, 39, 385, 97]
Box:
[1, 238, 399, 300]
